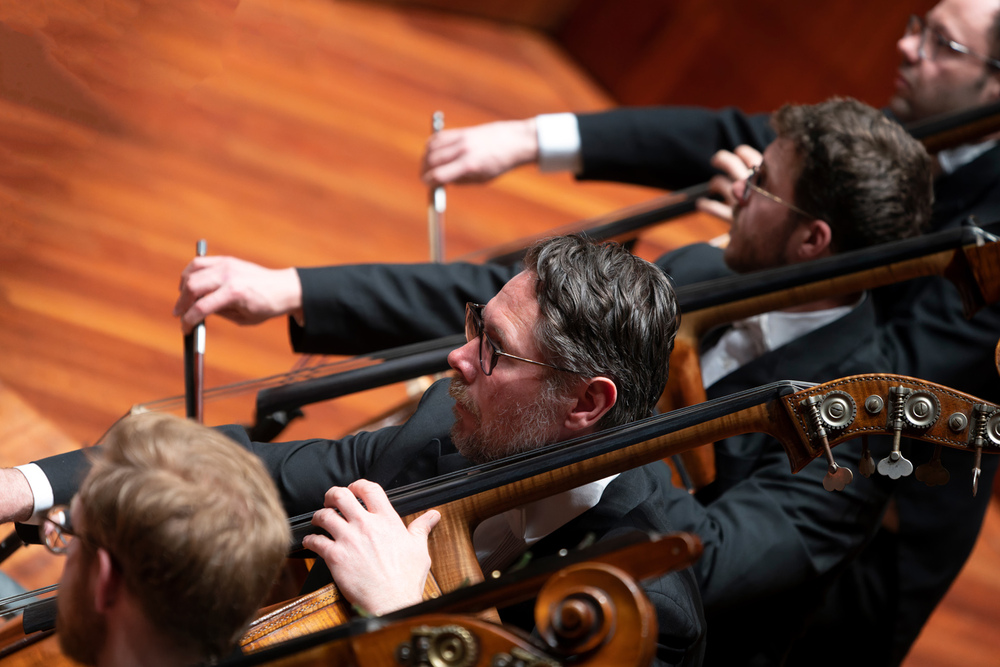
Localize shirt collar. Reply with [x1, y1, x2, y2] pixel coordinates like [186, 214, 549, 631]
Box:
[937, 141, 998, 175]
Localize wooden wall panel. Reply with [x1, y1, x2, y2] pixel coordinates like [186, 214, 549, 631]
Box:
[351, 0, 582, 31]
[558, 0, 940, 112]
[360, 0, 941, 113]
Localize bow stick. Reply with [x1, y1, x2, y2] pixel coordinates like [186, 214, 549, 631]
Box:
[184, 239, 207, 423]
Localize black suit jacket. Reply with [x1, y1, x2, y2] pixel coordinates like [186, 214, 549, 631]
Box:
[656, 244, 895, 666]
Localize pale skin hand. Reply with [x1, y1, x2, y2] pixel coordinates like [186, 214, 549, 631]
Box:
[302, 479, 441, 616]
[696, 144, 763, 223]
[173, 256, 304, 334]
[421, 119, 539, 187]
[0, 469, 37, 524]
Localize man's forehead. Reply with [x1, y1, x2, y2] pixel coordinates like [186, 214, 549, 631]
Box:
[485, 271, 540, 344]
[930, 0, 998, 47]
[761, 139, 798, 182]
[487, 271, 535, 311]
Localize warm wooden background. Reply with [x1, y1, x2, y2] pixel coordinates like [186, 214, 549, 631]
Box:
[0, 1, 995, 665]
[371, 0, 938, 112]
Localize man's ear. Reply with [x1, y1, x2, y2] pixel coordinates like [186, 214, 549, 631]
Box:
[563, 376, 617, 432]
[93, 547, 122, 613]
[789, 219, 833, 263]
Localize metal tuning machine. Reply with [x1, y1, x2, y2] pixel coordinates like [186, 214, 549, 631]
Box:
[915, 443, 950, 487]
[967, 403, 1000, 496]
[800, 391, 856, 491]
[877, 386, 917, 479]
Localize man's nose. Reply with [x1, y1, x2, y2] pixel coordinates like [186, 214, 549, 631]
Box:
[898, 31, 921, 64]
[448, 339, 479, 383]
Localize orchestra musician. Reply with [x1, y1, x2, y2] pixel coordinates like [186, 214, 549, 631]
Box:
[5, 236, 708, 667]
[42, 412, 289, 667]
[169, 98, 935, 665]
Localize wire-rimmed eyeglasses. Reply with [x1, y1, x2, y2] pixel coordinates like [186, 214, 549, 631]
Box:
[737, 165, 818, 220]
[464, 302, 583, 376]
[905, 14, 1000, 70]
[43, 505, 82, 555]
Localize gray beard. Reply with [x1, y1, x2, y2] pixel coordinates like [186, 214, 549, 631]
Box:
[448, 377, 564, 464]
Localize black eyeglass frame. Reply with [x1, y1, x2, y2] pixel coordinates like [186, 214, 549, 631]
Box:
[905, 14, 1000, 70]
[43, 504, 79, 555]
[464, 302, 583, 376]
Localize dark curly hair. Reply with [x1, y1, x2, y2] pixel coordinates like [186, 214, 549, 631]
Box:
[773, 98, 934, 253]
[522, 235, 680, 428]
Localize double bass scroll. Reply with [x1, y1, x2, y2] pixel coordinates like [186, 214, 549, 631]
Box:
[233, 531, 701, 665]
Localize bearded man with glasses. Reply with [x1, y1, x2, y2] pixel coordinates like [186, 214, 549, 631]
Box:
[4, 235, 706, 667]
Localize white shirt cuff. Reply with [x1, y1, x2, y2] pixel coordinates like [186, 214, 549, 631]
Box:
[536, 113, 583, 174]
[14, 463, 54, 525]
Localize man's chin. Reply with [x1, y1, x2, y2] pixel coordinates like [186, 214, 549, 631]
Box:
[721, 244, 746, 274]
[450, 423, 473, 448]
[450, 432, 489, 465]
[887, 94, 916, 123]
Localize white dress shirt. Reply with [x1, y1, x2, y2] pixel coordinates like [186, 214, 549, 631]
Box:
[700, 299, 859, 389]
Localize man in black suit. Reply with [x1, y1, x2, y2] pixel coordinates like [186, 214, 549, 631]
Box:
[170, 98, 936, 665]
[5, 235, 706, 667]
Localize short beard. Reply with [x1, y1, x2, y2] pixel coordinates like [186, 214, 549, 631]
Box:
[724, 208, 801, 273]
[448, 377, 566, 464]
[57, 552, 107, 665]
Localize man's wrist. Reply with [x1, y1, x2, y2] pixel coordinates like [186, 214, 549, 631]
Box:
[4, 466, 44, 524]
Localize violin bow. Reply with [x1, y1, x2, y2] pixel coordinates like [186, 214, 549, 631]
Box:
[183, 239, 207, 423]
[428, 111, 446, 263]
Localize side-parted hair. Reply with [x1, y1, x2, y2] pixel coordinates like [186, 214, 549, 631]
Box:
[773, 97, 934, 253]
[523, 235, 680, 428]
[77, 412, 290, 660]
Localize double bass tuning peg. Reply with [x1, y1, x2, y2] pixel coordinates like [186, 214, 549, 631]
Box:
[915, 444, 950, 487]
[859, 436, 876, 478]
[877, 386, 924, 480]
[801, 392, 856, 492]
